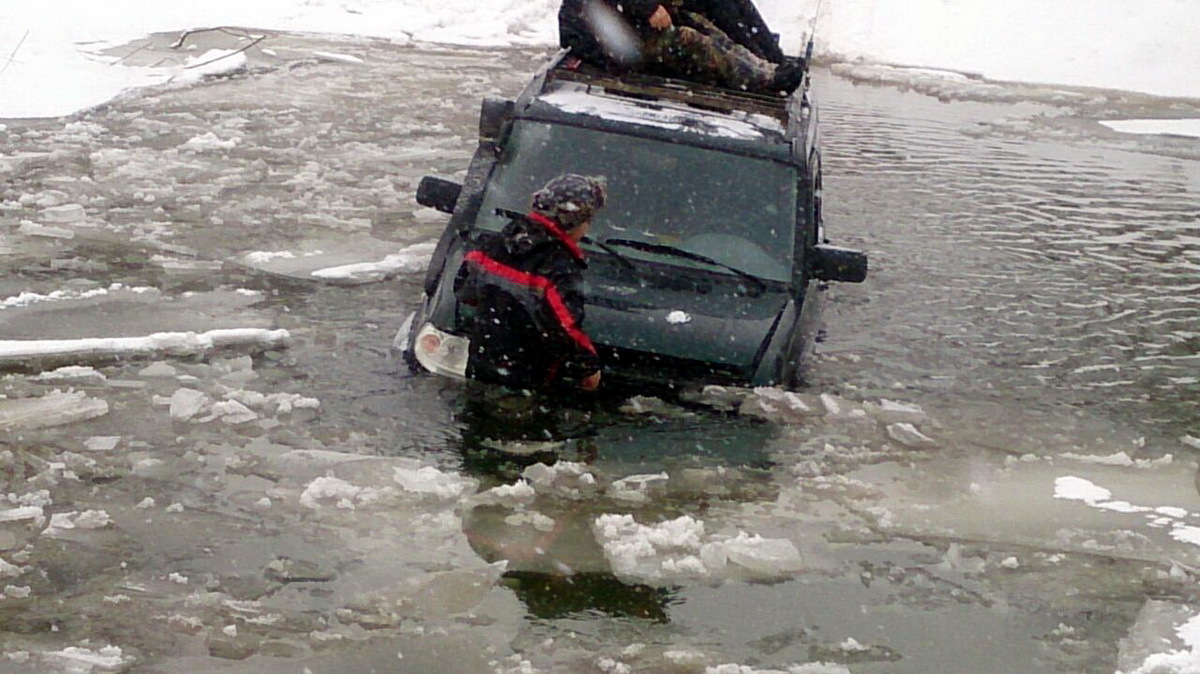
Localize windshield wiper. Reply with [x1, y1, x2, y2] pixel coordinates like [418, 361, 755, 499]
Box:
[603, 238, 767, 295]
[580, 236, 640, 274]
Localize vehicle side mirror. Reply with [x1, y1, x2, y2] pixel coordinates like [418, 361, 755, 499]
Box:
[416, 176, 462, 214]
[480, 98, 515, 141]
[812, 244, 868, 283]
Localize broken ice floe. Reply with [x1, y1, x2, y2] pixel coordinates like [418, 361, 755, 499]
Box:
[338, 561, 508, 629]
[592, 514, 803, 584]
[0, 283, 156, 311]
[157, 384, 319, 425]
[309, 241, 436, 282]
[0, 644, 134, 673]
[703, 662, 851, 674]
[1055, 475, 1200, 550]
[0, 328, 289, 369]
[522, 461, 599, 500]
[298, 461, 474, 511]
[179, 131, 239, 153]
[312, 50, 365, 64]
[0, 390, 109, 431]
[695, 386, 941, 449]
[1118, 600, 1200, 674]
[42, 510, 112, 538]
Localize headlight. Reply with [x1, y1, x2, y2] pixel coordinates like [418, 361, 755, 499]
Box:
[413, 322, 469, 379]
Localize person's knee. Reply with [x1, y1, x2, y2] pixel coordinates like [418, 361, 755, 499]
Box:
[676, 26, 703, 47]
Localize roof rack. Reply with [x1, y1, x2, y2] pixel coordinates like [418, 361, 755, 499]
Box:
[545, 62, 794, 122]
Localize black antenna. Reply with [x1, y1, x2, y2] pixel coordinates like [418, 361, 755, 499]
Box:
[805, 0, 825, 63]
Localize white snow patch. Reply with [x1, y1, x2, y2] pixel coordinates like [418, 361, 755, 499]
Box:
[538, 89, 782, 141]
[1054, 476, 1113, 506]
[665, 310, 691, 325]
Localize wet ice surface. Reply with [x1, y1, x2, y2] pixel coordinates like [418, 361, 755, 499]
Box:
[2, 33, 1200, 674]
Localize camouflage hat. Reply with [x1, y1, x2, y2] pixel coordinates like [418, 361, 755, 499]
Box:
[531, 174, 607, 229]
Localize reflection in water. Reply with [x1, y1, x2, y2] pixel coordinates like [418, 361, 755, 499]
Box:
[453, 388, 782, 625]
[503, 572, 674, 623]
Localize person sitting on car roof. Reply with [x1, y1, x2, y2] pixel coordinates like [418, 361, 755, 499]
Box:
[558, 0, 804, 93]
[453, 174, 607, 393]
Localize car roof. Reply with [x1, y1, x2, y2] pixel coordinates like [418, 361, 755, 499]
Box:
[512, 58, 813, 163]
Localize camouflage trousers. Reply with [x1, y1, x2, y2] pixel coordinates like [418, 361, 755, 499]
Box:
[641, 11, 776, 91]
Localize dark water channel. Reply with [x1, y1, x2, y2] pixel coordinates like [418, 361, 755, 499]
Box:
[1, 32, 1198, 674]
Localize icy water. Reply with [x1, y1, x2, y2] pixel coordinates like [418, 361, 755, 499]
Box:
[1, 32, 1199, 674]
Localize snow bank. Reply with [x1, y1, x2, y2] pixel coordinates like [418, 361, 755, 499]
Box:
[1, 0, 1196, 119]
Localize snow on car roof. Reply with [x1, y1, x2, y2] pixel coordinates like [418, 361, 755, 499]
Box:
[535, 85, 786, 142]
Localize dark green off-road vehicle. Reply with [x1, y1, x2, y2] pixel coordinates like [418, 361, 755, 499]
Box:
[397, 51, 867, 392]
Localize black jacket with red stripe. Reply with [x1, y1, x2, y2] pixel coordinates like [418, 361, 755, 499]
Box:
[453, 212, 601, 390]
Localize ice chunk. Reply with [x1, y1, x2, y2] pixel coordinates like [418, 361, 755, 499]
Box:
[75, 510, 111, 529]
[180, 131, 239, 153]
[0, 390, 109, 431]
[608, 473, 669, 503]
[40, 203, 86, 224]
[707, 532, 803, 576]
[865, 399, 928, 425]
[594, 514, 804, 583]
[740, 387, 815, 422]
[309, 241, 436, 282]
[137, 362, 178, 378]
[706, 663, 850, 674]
[43, 509, 111, 537]
[210, 399, 258, 424]
[886, 422, 936, 447]
[168, 388, 209, 421]
[0, 506, 44, 525]
[313, 50, 365, 64]
[299, 476, 369, 510]
[0, 328, 290, 366]
[468, 480, 537, 508]
[523, 461, 599, 499]
[18, 220, 74, 239]
[393, 464, 469, 500]
[35, 366, 106, 383]
[593, 514, 708, 581]
[0, 557, 22, 578]
[83, 436, 121, 452]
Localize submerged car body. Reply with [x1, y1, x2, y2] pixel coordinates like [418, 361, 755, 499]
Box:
[398, 52, 867, 392]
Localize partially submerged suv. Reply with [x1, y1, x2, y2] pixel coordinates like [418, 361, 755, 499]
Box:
[398, 52, 867, 392]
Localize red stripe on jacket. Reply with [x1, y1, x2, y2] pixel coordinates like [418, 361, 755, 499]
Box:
[527, 212, 585, 261]
[464, 250, 597, 355]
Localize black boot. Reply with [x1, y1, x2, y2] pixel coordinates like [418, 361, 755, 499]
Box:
[769, 57, 805, 93]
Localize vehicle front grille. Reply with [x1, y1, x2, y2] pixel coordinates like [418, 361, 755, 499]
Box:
[598, 345, 750, 390]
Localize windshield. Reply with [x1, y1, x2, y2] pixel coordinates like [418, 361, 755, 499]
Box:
[476, 121, 797, 282]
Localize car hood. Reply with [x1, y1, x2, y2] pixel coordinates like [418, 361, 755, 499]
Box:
[584, 277, 789, 376]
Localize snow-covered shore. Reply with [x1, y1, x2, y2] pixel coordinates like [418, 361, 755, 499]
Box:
[1, 0, 1198, 118]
